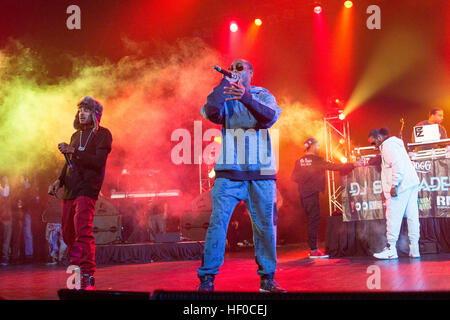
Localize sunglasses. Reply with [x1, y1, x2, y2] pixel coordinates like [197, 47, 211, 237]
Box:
[229, 64, 245, 72]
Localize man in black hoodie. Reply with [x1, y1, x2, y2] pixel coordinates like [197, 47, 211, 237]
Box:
[291, 137, 356, 258]
[49, 97, 112, 290]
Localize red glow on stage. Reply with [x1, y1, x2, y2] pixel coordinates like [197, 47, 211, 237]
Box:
[331, 4, 354, 100]
[230, 23, 238, 32]
[254, 18, 262, 26]
[344, 1, 353, 9]
[313, 4, 332, 101]
[314, 6, 322, 14]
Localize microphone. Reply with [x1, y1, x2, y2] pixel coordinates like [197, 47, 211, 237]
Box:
[64, 153, 73, 170]
[213, 65, 239, 80]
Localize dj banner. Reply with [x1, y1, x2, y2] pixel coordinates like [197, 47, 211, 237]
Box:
[341, 158, 450, 221]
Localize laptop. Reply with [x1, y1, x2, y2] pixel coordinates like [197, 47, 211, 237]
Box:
[413, 124, 440, 142]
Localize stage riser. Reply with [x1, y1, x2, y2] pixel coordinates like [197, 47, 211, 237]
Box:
[95, 241, 204, 265]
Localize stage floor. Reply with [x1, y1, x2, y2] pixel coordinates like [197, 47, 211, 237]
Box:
[1, 244, 449, 300]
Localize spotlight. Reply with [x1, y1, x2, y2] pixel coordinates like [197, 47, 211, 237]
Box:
[339, 138, 346, 145]
[340, 156, 348, 164]
[338, 112, 346, 121]
[314, 5, 322, 14]
[254, 18, 262, 26]
[208, 169, 216, 179]
[344, 1, 353, 8]
[230, 23, 238, 32]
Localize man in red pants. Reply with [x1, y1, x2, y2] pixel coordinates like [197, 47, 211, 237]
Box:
[49, 97, 112, 290]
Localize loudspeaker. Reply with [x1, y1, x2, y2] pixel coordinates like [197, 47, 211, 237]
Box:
[180, 211, 211, 241]
[93, 215, 122, 245]
[155, 232, 182, 243]
[191, 191, 212, 212]
[58, 289, 150, 300]
[95, 196, 119, 216]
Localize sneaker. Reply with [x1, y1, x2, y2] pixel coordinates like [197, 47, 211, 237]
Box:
[0, 259, 8, 266]
[46, 258, 58, 265]
[198, 275, 215, 292]
[309, 249, 329, 259]
[409, 243, 420, 258]
[373, 247, 398, 260]
[80, 274, 96, 290]
[260, 278, 286, 293]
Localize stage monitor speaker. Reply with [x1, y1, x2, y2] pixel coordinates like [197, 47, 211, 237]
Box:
[93, 215, 122, 245]
[191, 191, 212, 212]
[95, 196, 119, 216]
[155, 232, 182, 243]
[58, 289, 150, 300]
[180, 211, 211, 241]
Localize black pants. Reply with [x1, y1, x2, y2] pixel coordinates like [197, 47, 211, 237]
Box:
[300, 193, 321, 251]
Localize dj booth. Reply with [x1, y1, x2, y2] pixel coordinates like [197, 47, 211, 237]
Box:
[325, 138, 450, 257]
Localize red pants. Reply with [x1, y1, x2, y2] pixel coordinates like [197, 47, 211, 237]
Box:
[62, 196, 96, 275]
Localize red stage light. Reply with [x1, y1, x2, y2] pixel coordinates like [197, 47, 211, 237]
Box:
[314, 6, 322, 14]
[230, 23, 238, 32]
[338, 112, 346, 120]
[344, 1, 353, 8]
[254, 18, 262, 26]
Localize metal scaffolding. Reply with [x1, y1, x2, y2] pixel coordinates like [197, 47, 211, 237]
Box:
[323, 111, 351, 216]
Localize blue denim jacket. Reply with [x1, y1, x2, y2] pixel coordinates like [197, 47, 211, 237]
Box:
[201, 79, 281, 180]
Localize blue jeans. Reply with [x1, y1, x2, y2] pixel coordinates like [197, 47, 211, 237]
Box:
[46, 223, 67, 260]
[197, 178, 278, 279]
[23, 213, 33, 257]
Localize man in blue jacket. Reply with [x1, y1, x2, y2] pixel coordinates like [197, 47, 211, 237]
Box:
[197, 59, 285, 292]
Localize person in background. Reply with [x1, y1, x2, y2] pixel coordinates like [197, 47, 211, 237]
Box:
[368, 128, 420, 259]
[291, 137, 357, 258]
[10, 177, 25, 264]
[42, 187, 67, 265]
[412, 107, 447, 142]
[19, 175, 34, 263]
[0, 176, 12, 266]
[146, 198, 167, 242]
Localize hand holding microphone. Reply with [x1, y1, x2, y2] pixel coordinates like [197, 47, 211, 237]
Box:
[213, 65, 240, 83]
[58, 142, 75, 169]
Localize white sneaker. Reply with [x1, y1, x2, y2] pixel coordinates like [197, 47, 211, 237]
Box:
[373, 247, 398, 260]
[409, 243, 420, 258]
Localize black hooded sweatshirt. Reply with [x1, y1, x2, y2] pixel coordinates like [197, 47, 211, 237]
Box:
[291, 154, 354, 199]
[58, 126, 112, 200]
